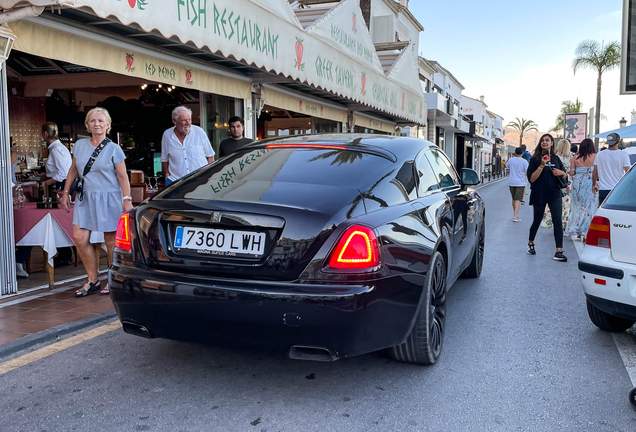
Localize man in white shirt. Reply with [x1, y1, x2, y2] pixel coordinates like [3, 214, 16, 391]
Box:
[593, 132, 630, 205]
[505, 147, 529, 222]
[161, 106, 215, 185]
[42, 122, 72, 190]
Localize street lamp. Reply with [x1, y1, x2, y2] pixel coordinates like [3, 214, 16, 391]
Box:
[619, 117, 627, 129]
[0, 24, 16, 64]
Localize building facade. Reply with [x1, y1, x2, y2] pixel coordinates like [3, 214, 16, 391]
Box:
[423, 59, 469, 166]
[0, 0, 426, 295]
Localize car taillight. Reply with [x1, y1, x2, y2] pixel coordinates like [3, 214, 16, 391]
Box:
[115, 213, 131, 251]
[265, 144, 347, 150]
[328, 225, 379, 269]
[586, 216, 611, 248]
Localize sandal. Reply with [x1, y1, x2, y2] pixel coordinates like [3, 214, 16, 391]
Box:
[99, 284, 110, 295]
[75, 280, 101, 297]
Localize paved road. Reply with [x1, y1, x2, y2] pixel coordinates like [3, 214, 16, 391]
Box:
[1, 180, 635, 432]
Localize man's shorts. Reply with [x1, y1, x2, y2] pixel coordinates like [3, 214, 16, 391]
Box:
[509, 186, 524, 201]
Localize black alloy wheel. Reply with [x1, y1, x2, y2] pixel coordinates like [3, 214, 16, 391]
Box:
[463, 220, 484, 278]
[388, 251, 447, 365]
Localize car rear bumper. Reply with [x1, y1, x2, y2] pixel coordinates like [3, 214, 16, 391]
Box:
[579, 247, 636, 318]
[108, 264, 425, 359]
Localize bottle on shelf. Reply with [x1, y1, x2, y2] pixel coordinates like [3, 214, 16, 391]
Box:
[15, 182, 25, 208]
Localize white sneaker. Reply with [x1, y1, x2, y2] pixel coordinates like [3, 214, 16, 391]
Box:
[16, 263, 28, 278]
[513, 217, 522, 222]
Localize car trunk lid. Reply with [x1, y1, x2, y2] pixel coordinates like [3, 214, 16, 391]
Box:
[608, 210, 636, 265]
[137, 184, 365, 281]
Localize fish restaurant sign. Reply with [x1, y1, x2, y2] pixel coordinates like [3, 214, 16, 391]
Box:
[60, 0, 425, 123]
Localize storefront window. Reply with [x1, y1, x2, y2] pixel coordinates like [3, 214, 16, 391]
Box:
[354, 126, 389, 135]
[204, 94, 243, 154]
[315, 118, 340, 133]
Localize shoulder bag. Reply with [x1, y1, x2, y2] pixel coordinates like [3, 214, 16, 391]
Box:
[548, 156, 570, 190]
[69, 138, 110, 201]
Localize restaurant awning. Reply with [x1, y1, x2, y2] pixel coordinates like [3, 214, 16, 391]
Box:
[10, 18, 252, 100]
[353, 113, 396, 135]
[8, 0, 426, 125]
[262, 85, 348, 124]
[591, 123, 636, 139]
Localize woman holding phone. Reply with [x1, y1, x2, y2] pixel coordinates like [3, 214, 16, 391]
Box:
[527, 133, 569, 262]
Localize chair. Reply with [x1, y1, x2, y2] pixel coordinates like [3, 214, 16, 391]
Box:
[130, 184, 146, 205]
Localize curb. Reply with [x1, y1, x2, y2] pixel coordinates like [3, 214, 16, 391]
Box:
[476, 176, 508, 189]
[0, 310, 118, 360]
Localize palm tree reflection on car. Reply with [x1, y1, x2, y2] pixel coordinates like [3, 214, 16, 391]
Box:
[346, 170, 395, 218]
[309, 150, 364, 166]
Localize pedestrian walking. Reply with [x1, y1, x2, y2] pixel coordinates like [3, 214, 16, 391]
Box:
[161, 106, 215, 186]
[505, 147, 528, 222]
[59, 107, 133, 296]
[526, 133, 569, 262]
[540, 139, 572, 231]
[593, 132, 630, 205]
[565, 138, 597, 241]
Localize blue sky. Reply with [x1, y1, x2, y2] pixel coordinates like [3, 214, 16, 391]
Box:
[409, 0, 627, 134]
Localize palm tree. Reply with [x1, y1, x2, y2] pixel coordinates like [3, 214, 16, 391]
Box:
[572, 40, 621, 149]
[550, 98, 583, 136]
[506, 117, 539, 146]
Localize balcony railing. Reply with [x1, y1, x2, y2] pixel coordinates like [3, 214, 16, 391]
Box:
[445, 99, 458, 117]
[424, 92, 446, 112]
[469, 121, 485, 138]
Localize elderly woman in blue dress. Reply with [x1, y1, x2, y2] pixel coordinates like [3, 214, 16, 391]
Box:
[60, 108, 133, 296]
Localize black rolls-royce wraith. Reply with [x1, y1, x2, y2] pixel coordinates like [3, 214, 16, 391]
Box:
[110, 134, 485, 365]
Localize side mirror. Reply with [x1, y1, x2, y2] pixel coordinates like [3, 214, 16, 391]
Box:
[461, 168, 480, 186]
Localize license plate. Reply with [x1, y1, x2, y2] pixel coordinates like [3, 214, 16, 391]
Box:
[174, 226, 266, 257]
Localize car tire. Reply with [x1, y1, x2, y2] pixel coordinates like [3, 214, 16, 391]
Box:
[462, 220, 484, 278]
[629, 387, 636, 412]
[586, 299, 635, 332]
[388, 251, 446, 365]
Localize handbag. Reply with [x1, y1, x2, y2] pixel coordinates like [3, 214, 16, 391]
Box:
[70, 138, 110, 201]
[548, 157, 570, 189]
[556, 175, 570, 189]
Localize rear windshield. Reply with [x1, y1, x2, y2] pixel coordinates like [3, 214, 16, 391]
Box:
[603, 166, 636, 212]
[159, 147, 393, 200]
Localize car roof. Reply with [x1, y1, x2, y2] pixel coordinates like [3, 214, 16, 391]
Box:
[242, 134, 436, 163]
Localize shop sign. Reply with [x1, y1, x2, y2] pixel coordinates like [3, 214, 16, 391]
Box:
[56, 0, 425, 123]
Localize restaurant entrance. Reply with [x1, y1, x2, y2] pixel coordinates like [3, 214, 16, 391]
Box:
[6, 49, 245, 292]
[257, 104, 341, 139]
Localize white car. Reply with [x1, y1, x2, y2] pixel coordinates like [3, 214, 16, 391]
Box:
[579, 163, 636, 331]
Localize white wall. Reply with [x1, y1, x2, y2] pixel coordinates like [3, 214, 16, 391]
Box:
[461, 97, 487, 124]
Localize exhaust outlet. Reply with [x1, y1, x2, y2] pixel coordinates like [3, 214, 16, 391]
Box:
[122, 321, 154, 338]
[288, 345, 338, 362]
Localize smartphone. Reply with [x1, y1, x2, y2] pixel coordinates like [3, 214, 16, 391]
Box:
[542, 149, 549, 156]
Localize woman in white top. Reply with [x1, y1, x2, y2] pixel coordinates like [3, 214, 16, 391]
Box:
[42, 122, 72, 191]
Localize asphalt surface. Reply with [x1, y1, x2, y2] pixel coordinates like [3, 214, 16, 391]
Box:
[1, 179, 635, 432]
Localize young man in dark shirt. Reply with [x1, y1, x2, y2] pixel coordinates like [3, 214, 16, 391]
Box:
[219, 116, 252, 158]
